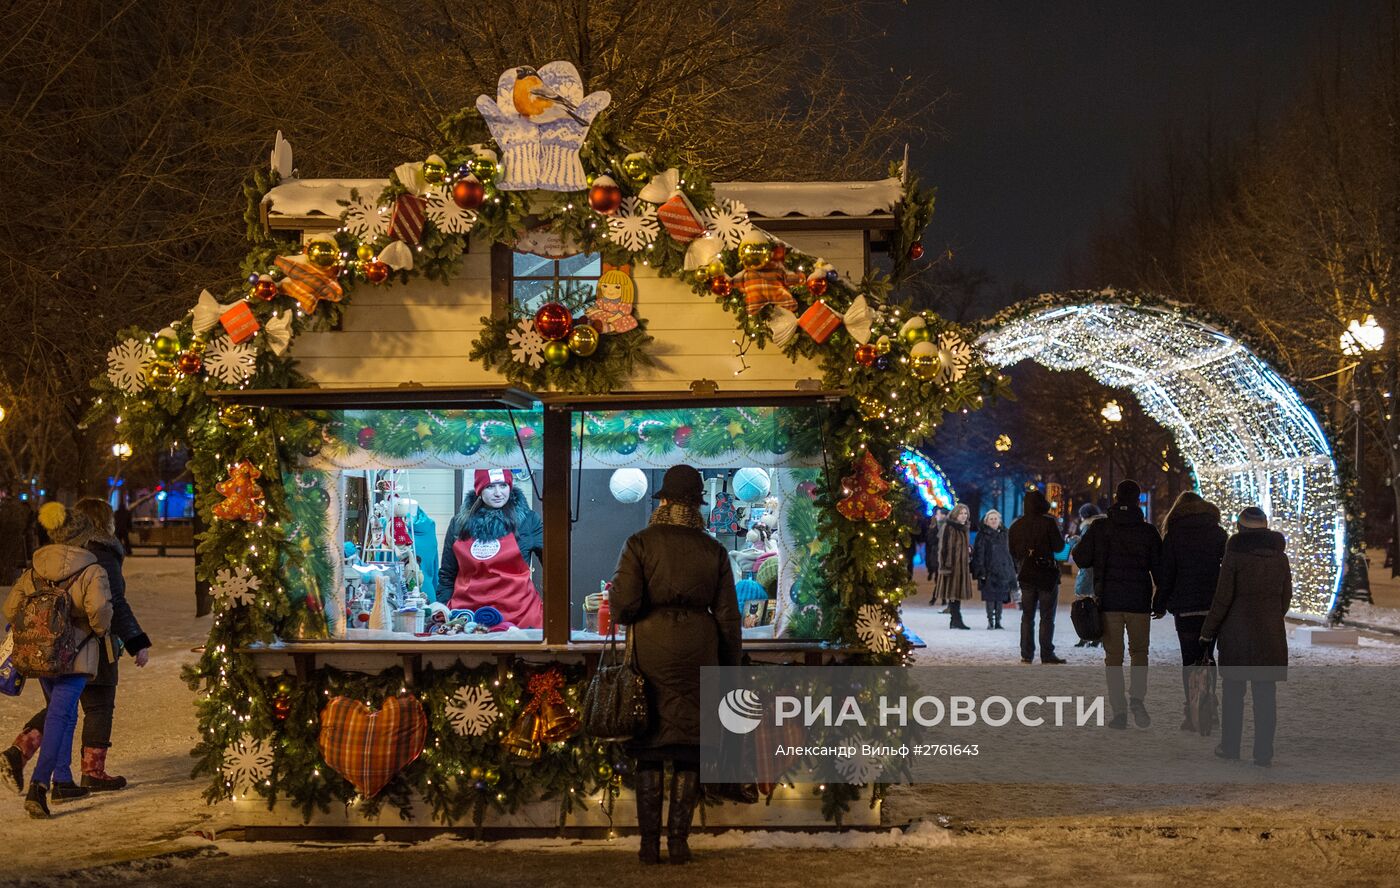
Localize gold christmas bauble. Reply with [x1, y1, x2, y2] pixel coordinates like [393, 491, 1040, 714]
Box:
[910, 351, 939, 380]
[152, 328, 180, 359]
[144, 360, 177, 387]
[218, 405, 255, 428]
[875, 335, 893, 355]
[306, 239, 339, 269]
[542, 340, 571, 367]
[568, 324, 600, 357]
[619, 152, 651, 183]
[468, 766, 484, 781]
[900, 317, 932, 345]
[705, 258, 727, 278]
[470, 155, 497, 182]
[422, 154, 447, 185]
[738, 240, 774, 270]
[355, 243, 375, 262]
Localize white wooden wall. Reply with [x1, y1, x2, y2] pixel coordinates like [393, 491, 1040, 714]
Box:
[287, 230, 867, 391]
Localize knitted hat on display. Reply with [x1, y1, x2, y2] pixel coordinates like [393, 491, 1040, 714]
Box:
[1238, 507, 1269, 529]
[473, 468, 514, 496]
[39, 502, 95, 545]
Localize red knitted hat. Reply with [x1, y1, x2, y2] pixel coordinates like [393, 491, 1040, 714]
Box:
[473, 468, 513, 496]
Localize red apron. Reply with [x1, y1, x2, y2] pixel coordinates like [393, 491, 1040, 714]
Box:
[450, 533, 542, 629]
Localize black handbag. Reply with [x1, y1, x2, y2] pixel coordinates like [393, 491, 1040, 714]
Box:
[1070, 596, 1103, 641]
[582, 627, 649, 742]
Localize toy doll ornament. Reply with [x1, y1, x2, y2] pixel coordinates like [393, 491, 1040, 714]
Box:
[585, 264, 638, 334]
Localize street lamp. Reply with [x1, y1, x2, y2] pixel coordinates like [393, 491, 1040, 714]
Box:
[1101, 400, 1123, 500]
[1101, 400, 1123, 423]
[1340, 315, 1385, 356]
[112, 442, 132, 459]
[994, 434, 1012, 452]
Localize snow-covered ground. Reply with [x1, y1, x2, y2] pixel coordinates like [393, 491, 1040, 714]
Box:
[0, 559, 1398, 886]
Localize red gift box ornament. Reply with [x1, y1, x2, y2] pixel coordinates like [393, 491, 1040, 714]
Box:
[639, 168, 705, 244]
[387, 193, 428, 245]
[798, 300, 842, 343]
[275, 256, 344, 315]
[219, 301, 261, 344]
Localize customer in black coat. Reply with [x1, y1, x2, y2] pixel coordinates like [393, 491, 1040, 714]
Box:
[1008, 489, 1066, 664]
[1201, 507, 1291, 766]
[1152, 491, 1228, 728]
[611, 465, 741, 865]
[1072, 479, 1161, 729]
[2, 498, 152, 795]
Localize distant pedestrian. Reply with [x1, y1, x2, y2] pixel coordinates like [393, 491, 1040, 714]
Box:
[1071, 503, 1103, 648]
[2, 502, 112, 819]
[1009, 489, 1066, 664]
[1202, 507, 1291, 767]
[1073, 479, 1161, 729]
[971, 509, 1015, 629]
[0, 490, 29, 584]
[1153, 491, 1227, 730]
[933, 503, 975, 630]
[113, 501, 133, 556]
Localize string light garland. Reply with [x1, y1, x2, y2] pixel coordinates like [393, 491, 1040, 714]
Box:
[977, 295, 1343, 614]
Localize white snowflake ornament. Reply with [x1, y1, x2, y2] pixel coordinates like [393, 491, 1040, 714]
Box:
[606, 197, 660, 253]
[854, 604, 894, 654]
[446, 685, 500, 736]
[212, 565, 262, 607]
[106, 339, 151, 393]
[702, 199, 754, 250]
[342, 194, 388, 239]
[936, 332, 973, 384]
[222, 734, 273, 794]
[205, 336, 257, 384]
[507, 319, 546, 369]
[425, 190, 477, 235]
[835, 744, 884, 784]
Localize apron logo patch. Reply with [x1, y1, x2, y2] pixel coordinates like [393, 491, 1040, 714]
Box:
[470, 538, 502, 561]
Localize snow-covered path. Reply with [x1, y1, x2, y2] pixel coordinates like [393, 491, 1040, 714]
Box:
[0, 559, 1398, 885]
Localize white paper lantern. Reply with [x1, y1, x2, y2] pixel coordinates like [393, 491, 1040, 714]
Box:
[732, 467, 771, 503]
[609, 468, 649, 503]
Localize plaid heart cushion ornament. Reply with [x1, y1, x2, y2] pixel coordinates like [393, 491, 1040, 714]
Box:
[275, 256, 344, 314]
[317, 694, 428, 797]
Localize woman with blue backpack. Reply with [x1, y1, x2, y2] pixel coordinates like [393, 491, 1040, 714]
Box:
[2, 501, 113, 818]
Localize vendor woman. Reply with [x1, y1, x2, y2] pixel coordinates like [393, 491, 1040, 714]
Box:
[438, 469, 544, 629]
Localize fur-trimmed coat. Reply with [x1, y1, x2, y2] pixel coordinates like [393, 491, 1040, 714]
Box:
[934, 517, 975, 603]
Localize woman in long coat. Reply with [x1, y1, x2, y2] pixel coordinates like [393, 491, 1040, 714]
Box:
[611, 464, 741, 865]
[934, 502, 975, 629]
[1152, 491, 1228, 728]
[971, 509, 1016, 629]
[1201, 507, 1291, 767]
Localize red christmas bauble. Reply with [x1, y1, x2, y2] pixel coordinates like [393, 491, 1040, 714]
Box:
[273, 695, 291, 722]
[517, 425, 535, 443]
[709, 275, 732, 297]
[588, 175, 622, 215]
[364, 260, 390, 283]
[452, 175, 485, 210]
[674, 425, 693, 448]
[807, 276, 828, 298]
[909, 241, 925, 260]
[176, 351, 203, 375]
[854, 344, 879, 367]
[357, 427, 376, 449]
[533, 302, 573, 341]
[771, 243, 787, 263]
[252, 277, 279, 302]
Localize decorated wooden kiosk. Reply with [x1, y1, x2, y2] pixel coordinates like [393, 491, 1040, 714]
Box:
[96, 61, 1006, 834]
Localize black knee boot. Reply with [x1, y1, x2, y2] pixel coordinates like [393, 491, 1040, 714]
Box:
[667, 768, 701, 864]
[635, 767, 664, 864]
[949, 600, 970, 630]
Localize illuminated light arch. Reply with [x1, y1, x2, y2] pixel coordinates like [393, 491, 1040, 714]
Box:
[898, 449, 957, 517]
[977, 299, 1343, 615]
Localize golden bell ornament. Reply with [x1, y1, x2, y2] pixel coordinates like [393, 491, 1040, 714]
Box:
[568, 324, 600, 357]
[355, 243, 376, 262]
[306, 238, 339, 269]
[536, 698, 581, 744]
[738, 239, 774, 270]
[542, 340, 571, 367]
[503, 710, 543, 761]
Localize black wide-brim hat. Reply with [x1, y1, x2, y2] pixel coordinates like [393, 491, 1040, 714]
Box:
[653, 464, 704, 505]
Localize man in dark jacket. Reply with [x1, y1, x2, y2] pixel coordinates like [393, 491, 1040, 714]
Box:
[1072, 479, 1161, 729]
[611, 464, 741, 864]
[1201, 507, 1291, 766]
[1153, 491, 1228, 729]
[1008, 489, 1066, 664]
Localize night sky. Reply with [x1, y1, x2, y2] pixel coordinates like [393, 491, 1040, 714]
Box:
[883, 1, 1367, 301]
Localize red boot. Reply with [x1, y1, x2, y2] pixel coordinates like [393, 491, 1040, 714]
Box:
[81, 746, 127, 792]
[2, 728, 41, 793]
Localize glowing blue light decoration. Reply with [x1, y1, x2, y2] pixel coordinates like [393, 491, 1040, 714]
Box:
[897, 449, 956, 518]
[977, 297, 1343, 615]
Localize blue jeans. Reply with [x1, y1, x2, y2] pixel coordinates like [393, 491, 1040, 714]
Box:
[32, 675, 89, 786]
